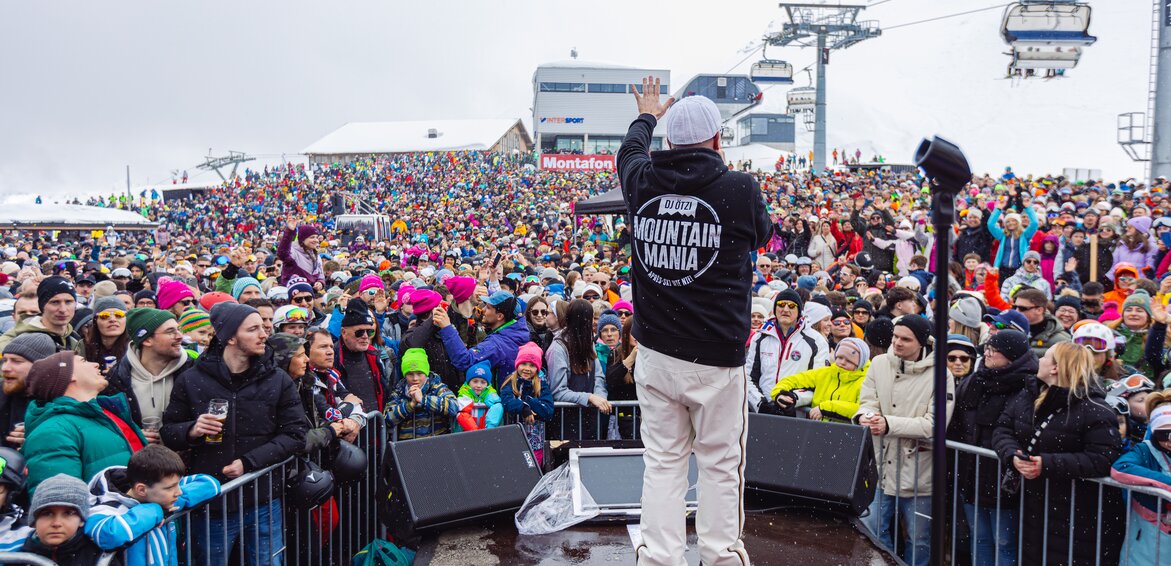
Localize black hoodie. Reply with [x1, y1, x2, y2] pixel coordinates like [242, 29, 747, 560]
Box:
[617, 113, 773, 367]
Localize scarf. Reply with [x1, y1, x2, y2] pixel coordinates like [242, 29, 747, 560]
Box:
[290, 240, 323, 280]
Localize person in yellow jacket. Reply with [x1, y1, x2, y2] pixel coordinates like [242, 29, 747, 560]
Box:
[771, 337, 870, 422]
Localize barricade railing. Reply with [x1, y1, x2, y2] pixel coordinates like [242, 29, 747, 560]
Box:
[0, 553, 67, 566]
[860, 434, 1171, 566]
[148, 409, 389, 566]
[389, 400, 642, 443]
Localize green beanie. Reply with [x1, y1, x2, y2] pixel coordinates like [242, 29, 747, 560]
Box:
[126, 308, 177, 348]
[1123, 289, 1153, 317]
[401, 348, 430, 376]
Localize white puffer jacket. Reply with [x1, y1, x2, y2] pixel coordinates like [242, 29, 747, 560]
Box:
[745, 318, 830, 411]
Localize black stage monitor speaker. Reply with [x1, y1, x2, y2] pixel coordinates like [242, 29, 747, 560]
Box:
[380, 424, 542, 531]
[746, 412, 877, 516]
[332, 194, 346, 216]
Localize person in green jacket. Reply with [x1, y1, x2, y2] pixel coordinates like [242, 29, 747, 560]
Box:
[22, 351, 145, 496]
[771, 337, 870, 422]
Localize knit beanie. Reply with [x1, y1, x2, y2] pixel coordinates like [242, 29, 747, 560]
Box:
[2, 333, 57, 363]
[358, 274, 384, 294]
[29, 474, 90, 519]
[156, 278, 195, 311]
[1128, 216, 1153, 236]
[200, 291, 236, 312]
[465, 360, 493, 385]
[288, 282, 315, 299]
[1123, 290, 1153, 317]
[896, 314, 933, 347]
[835, 337, 870, 368]
[341, 298, 375, 327]
[1099, 301, 1121, 323]
[133, 290, 157, 307]
[27, 351, 74, 402]
[296, 224, 320, 246]
[1051, 296, 1081, 315]
[210, 302, 259, 344]
[178, 308, 211, 333]
[37, 276, 76, 311]
[1023, 250, 1041, 263]
[774, 288, 804, 317]
[796, 275, 818, 291]
[596, 312, 621, 337]
[395, 285, 416, 307]
[515, 341, 544, 371]
[986, 329, 1031, 361]
[126, 308, 177, 348]
[853, 299, 874, 315]
[401, 348, 430, 376]
[446, 276, 476, 305]
[612, 299, 634, 314]
[231, 277, 262, 301]
[92, 280, 117, 299]
[407, 289, 442, 315]
[91, 295, 125, 315]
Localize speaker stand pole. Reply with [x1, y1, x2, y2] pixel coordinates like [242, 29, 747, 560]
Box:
[929, 187, 955, 566]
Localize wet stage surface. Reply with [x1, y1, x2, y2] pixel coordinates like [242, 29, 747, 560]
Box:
[414, 502, 897, 565]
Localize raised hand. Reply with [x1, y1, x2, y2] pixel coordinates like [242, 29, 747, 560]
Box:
[629, 76, 675, 120]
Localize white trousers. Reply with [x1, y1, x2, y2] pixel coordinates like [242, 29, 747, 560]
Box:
[635, 346, 750, 566]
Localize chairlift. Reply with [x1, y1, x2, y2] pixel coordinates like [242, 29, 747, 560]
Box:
[1001, 1, 1096, 47]
[1009, 46, 1083, 70]
[750, 59, 794, 84]
[786, 87, 816, 115]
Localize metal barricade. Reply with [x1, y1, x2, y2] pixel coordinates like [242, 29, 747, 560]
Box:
[158, 410, 388, 566]
[0, 553, 63, 566]
[859, 435, 1171, 566]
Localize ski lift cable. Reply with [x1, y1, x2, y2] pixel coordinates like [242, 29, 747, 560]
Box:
[885, 2, 1012, 31]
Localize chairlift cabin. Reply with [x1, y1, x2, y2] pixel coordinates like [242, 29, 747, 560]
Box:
[786, 87, 816, 115]
[1001, 1, 1096, 47]
[1010, 46, 1083, 70]
[750, 59, 794, 84]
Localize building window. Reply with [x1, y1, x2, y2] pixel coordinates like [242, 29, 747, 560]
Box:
[751, 117, 769, 136]
[586, 136, 623, 153]
[539, 82, 586, 93]
[625, 85, 670, 94]
[587, 83, 626, 94]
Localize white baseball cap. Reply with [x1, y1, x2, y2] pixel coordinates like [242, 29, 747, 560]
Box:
[663, 96, 722, 145]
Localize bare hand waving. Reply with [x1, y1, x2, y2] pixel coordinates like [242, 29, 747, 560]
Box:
[630, 76, 675, 120]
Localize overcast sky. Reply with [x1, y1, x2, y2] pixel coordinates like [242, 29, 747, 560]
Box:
[0, 0, 1154, 202]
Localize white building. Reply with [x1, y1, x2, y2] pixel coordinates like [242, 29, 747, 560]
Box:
[302, 119, 531, 165]
[532, 60, 669, 154]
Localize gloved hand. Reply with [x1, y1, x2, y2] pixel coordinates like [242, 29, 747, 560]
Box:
[774, 390, 798, 409]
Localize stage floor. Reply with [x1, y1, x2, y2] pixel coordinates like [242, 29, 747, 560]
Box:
[414, 504, 896, 565]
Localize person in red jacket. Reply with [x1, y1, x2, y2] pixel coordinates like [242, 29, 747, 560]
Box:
[830, 217, 864, 260]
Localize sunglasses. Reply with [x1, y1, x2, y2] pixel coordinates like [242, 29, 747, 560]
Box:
[583, 294, 600, 301]
[178, 298, 195, 308]
[1119, 276, 1137, 283]
[529, 309, 548, 316]
[853, 309, 870, 316]
[350, 328, 375, 338]
[947, 355, 971, 363]
[1023, 259, 1039, 265]
[292, 295, 313, 304]
[775, 300, 799, 311]
[831, 319, 851, 326]
[1153, 429, 1171, 443]
[1013, 304, 1039, 312]
[616, 310, 632, 317]
[96, 310, 126, 320]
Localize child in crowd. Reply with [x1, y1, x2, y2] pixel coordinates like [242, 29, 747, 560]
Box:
[454, 360, 503, 432]
[499, 343, 554, 465]
[1111, 392, 1171, 564]
[386, 348, 457, 440]
[178, 308, 213, 356]
[1106, 375, 1155, 448]
[87, 444, 222, 566]
[21, 474, 104, 566]
[771, 338, 870, 422]
[0, 447, 32, 552]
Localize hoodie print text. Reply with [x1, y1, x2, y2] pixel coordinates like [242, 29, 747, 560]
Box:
[633, 195, 723, 286]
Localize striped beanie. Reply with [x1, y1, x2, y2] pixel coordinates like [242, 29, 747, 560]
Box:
[179, 308, 211, 333]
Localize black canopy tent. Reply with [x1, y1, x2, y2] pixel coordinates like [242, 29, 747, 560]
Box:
[574, 189, 628, 215]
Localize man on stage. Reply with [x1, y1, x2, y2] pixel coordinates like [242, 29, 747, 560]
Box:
[618, 77, 774, 566]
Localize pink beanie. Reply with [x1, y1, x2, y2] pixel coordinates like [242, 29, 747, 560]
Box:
[446, 276, 476, 304]
[515, 342, 544, 372]
[395, 285, 416, 307]
[359, 274, 384, 294]
[156, 277, 195, 310]
[1098, 301, 1121, 324]
[408, 289, 442, 314]
[612, 299, 634, 313]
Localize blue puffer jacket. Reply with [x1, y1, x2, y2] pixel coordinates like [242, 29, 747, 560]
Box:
[988, 207, 1038, 268]
[438, 319, 531, 389]
[1111, 439, 1171, 565]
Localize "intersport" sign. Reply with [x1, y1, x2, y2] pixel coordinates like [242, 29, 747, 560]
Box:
[539, 154, 616, 171]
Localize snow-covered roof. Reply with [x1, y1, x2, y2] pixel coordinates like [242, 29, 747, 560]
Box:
[303, 119, 529, 155]
[537, 59, 638, 70]
[0, 204, 157, 230]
